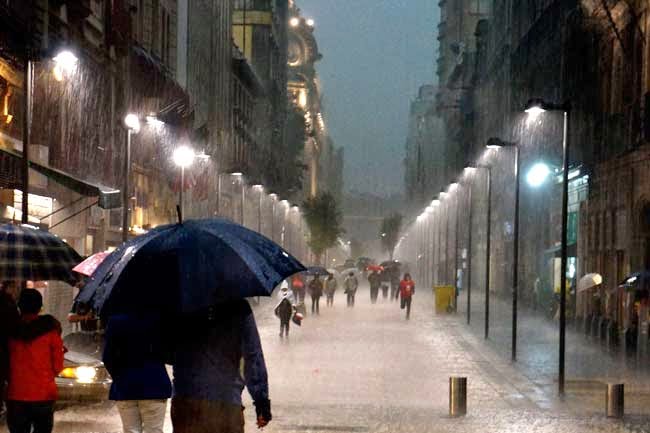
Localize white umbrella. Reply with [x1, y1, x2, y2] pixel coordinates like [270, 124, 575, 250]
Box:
[578, 273, 603, 292]
[342, 268, 359, 276]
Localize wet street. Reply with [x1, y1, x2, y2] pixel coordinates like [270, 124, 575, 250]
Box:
[6, 285, 650, 433]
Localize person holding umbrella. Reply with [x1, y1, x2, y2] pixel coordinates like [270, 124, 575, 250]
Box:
[368, 270, 381, 304]
[325, 274, 338, 307]
[76, 219, 305, 433]
[308, 275, 324, 315]
[0, 281, 19, 419]
[103, 313, 171, 433]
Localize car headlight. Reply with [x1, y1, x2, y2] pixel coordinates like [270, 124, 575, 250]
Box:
[59, 366, 97, 383]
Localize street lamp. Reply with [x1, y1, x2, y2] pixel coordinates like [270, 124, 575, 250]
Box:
[487, 137, 520, 362]
[173, 145, 195, 219]
[122, 113, 141, 241]
[21, 49, 80, 224]
[524, 97, 571, 395]
[230, 172, 245, 225]
[252, 184, 264, 234]
[526, 162, 552, 187]
[463, 167, 476, 325]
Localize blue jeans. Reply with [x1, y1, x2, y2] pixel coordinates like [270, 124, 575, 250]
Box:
[6, 401, 54, 433]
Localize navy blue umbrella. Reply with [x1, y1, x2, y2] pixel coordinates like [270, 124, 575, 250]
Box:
[77, 219, 306, 314]
[305, 266, 330, 276]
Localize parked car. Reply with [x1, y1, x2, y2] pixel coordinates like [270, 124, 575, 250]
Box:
[57, 332, 111, 403]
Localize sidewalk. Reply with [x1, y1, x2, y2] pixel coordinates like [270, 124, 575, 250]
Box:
[460, 291, 650, 417]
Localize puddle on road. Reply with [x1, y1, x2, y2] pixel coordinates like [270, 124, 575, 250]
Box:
[278, 425, 369, 432]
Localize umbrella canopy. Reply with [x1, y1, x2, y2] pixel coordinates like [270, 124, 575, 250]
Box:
[577, 273, 602, 292]
[342, 268, 359, 276]
[0, 223, 82, 283]
[366, 265, 384, 272]
[327, 268, 339, 277]
[77, 218, 306, 315]
[621, 271, 650, 291]
[305, 266, 330, 276]
[72, 251, 110, 277]
[380, 260, 401, 268]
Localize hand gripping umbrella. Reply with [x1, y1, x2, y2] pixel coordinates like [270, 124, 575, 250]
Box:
[77, 218, 306, 315]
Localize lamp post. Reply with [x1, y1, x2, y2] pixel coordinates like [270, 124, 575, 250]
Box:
[230, 172, 244, 225]
[464, 168, 475, 325]
[172, 146, 196, 219]
[122, 114, 140, 241]
[524, 98, 571, 395]
[253, 185, 263, 234]
[487, 137, 521, 361]
[475, 165, 493, 340]
[21, 49, 78, 224]
[449, 183, 459, 311]
[269, 193, 277, 241]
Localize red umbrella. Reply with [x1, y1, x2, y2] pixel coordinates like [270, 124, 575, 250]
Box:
[72, 251, 110, 277]
[366, 265, 384, 272]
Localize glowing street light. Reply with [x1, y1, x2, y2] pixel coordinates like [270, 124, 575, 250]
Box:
[526, 162, 552, 188]
[306, 18, 315, 26]
[289, 17, 300, 27]
[52, 50, 78, 81]
[124, 113, 141, 133]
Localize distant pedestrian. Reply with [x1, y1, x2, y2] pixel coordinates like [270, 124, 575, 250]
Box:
[368, 271, 381, 304]
[291, 275, 306, 305]
[6, 289, 64, 433]
[275, 285, 296, 338]
[344, 272, 359, 307]
[325, 274, 338, 307]
[103, 313, 172, 433]
[309, 275, 324, 315]
[399, 273, 416, 320]
[0, 282, 19, 420]
[172, 300, 271, 433]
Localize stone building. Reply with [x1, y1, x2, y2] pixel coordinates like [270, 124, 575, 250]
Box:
[285, 1, 343, 203]
[404, 84, 446, 213]
[434, 0, 650, 315]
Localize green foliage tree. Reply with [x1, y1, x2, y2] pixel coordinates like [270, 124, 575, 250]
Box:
[380, 213, 403, 260]
[302, 192, 345, 265]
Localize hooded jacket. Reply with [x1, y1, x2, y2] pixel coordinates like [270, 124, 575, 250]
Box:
[7, 314, 64, 402]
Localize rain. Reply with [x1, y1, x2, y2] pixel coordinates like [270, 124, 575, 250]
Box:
[2, 1, 650, 433]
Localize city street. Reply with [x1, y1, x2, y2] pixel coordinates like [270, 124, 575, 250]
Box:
[5, 285, 650, 433]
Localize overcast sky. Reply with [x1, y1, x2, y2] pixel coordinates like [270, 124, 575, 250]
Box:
[297, 0, 438, 197]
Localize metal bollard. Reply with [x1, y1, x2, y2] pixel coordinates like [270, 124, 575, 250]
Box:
[606, 383, 624, 418]
[449, 377, 467, 417]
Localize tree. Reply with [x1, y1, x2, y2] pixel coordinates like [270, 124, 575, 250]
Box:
[380, 213, 403, 260]
[302, 192, 345, 265]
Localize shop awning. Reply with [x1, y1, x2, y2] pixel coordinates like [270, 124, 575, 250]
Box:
[0, 147, 121, 209]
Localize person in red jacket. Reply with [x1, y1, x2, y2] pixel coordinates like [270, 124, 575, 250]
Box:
[399, 273, 416, 320]
[6, 289, 64, 433]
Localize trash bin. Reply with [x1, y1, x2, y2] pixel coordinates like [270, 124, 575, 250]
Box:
[434, 286, 455, 314]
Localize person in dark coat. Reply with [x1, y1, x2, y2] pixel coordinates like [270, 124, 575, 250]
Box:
[171, 300, 271, 433]
[0, 281, 19, 419]
[275, 285, 295, 338]
[368, 271, 381, 304]
[103, 313, 172, 433]
[308, 275, 324, 315]
[6, 289, 64, 433]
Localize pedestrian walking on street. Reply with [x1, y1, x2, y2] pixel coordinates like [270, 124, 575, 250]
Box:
[399, 273, 416, 320]
[368, 270, 381, 304]
[309, 275, 324, 315]
[6, 289, 64, 433]
[275, 285, 296, 338]
[344, 272, 359, 307]
[171, 300, 271, 433]
[0, 281, 19, 420]
[291, 274, 305, 304]
[325, 274, 338, 307]
[103, 313, 172, 433]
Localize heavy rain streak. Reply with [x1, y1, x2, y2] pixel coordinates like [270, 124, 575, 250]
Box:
[2, 1, 650, 433]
